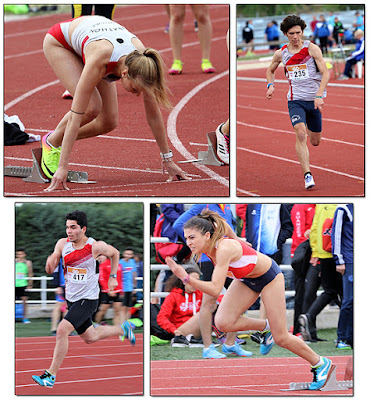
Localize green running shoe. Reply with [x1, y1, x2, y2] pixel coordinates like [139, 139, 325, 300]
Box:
[41, 132, 61, 179]
[169, 59, 183, 75]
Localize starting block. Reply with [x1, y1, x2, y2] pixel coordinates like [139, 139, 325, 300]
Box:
[4, 148, 95, 184]
[178, 132, 225, 166]
[282, 365, 353, 392]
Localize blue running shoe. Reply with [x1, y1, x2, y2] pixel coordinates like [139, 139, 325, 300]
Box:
[121, 321, 136, 345]
[222, 342, 253, 357]
[336, 340, 351, 350]
[260, 330, 274, 355]
[309, 357, 333, 390]
[203, 343, 226, 359]
[32, 370, 55, 388]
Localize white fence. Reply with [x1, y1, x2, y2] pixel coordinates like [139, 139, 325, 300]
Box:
[16, 276, 143, 310]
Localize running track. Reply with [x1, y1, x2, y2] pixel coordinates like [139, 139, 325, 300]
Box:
[4, 5, 229, 197]
[151, 356, 353, 396]
[15, 335, 143, 395]
[237, 59, 364, 196]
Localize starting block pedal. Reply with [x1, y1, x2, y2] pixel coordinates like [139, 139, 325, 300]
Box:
[4, 148, 95, 184]
[178, 132, 225, 166]
[282, 365, 353, 392]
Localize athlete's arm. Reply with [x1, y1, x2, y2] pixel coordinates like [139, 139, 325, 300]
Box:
[166, 241, 235, 298]
[143, 94, 189, 181]
[45, 238, 66, 274]
[45, 45, 109, 192]
[93, 240, 120, 291]
[266, 49, 282, 99]
[309, 43, 330, 112]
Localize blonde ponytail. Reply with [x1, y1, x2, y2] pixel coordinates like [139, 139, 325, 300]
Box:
[124, 48, 172, 110]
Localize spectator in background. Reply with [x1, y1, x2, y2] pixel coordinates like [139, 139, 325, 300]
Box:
[134, 253, 143, 301]
[15, 249, 34, 324]
[168, 5, 215, 74]
[50, 258, 67, 335]
[265, 21, 280, 51]
[174, 204, 252, 359]
[244, 204, 293, 342]
[299, 204, 342, 342]
[314, 15, 331, 55]
[95, 255, 122, 326]
[338, 29, 364, 79]
[332, 17, 345, 45]
[353, 11, 364, 32]
[235, 204, 247, 237]
[152, 204, 190, 304]
[242, 20, 254, 54]
[120, 248, 137, 322]
[157, 266, 203, 347]
[310, 15, 318, 33]
[290, 204, 317, 336]
[327, 11, 335, 28]
[342, 28, 355, 44]
[332, 204, 353, 349]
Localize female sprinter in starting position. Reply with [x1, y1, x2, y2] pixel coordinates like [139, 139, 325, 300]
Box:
[42, 15, 189, 191]
[166, 210, 334, 391]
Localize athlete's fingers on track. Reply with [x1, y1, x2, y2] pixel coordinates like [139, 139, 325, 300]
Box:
[44, 177, 70, 192]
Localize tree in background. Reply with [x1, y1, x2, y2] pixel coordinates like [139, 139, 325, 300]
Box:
[15, 203, 143, 275]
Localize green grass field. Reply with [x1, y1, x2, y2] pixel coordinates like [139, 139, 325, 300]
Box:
[151, 329, 353, 361]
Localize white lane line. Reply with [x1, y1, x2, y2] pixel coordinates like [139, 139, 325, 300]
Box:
[238, 147, 364, 181]
[237, 121, 364, 148]
[167, 71, 230, 189]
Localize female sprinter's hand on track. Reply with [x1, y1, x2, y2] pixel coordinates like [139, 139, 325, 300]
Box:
[266, 85, 275, 99]
[44, 167, 69, 192]
[165, 256, 188, 281]
[165, 160, 191, 182]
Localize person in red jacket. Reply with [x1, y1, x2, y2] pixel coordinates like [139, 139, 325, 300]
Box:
[157, 267, 203, 347]
[95, 255, 123, 326]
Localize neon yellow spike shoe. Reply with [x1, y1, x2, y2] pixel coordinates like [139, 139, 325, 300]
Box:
[169, 59, 183, 75]
[201, 59, 215, 73]
[41, 132, 61, 179]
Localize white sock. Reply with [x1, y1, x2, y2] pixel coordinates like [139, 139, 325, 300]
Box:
[263, 320, 270, 332]
[311, 356, 324, 368]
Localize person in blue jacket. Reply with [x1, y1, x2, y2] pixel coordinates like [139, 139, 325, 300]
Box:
[331, 204, 353, 349]
[173, 204, 253, 359]
[339, 29, 364, 79]
[265, 21, 280, 50]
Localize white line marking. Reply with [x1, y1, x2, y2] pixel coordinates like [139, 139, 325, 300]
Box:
[238, 147, 364, 180]
[167, 71, 230, 188]
[237, 121, 364, 148]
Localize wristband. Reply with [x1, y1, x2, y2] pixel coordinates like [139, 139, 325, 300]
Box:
[267, 83, 274, 89]
[109, 274, 117, 278]
[182, 274, 190, 284]
[315, 96, 323, 98]
[160, 150, 173, 160]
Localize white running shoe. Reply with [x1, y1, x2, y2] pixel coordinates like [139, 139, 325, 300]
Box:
[304, 173, 315, 189]
[215, 123, 229, 164]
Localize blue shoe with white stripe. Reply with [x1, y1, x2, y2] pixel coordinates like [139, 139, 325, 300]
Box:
[32, 370, 55, 388]
[260, 330, 274, 355]
[121, 321, 136, 345]
[222, 342, 253, 357]
[309, 357, 333, 390]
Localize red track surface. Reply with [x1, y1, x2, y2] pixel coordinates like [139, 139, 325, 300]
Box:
[151, 355, 353, 396]
[237, 60, 364, 197]
[4, 5, 229, 197]
[15, 335, 143, 395]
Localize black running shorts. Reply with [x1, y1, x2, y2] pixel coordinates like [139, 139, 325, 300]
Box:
[65, 298, 99, 335]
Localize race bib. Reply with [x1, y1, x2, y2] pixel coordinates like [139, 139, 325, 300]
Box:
[287, 64, 309, 80]
[67, 266, 87, 284]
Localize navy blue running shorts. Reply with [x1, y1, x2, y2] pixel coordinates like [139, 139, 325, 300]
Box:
[65, 299, 99, 335]
[288, 100, 322, 132]
[240, 259, 282, 293]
